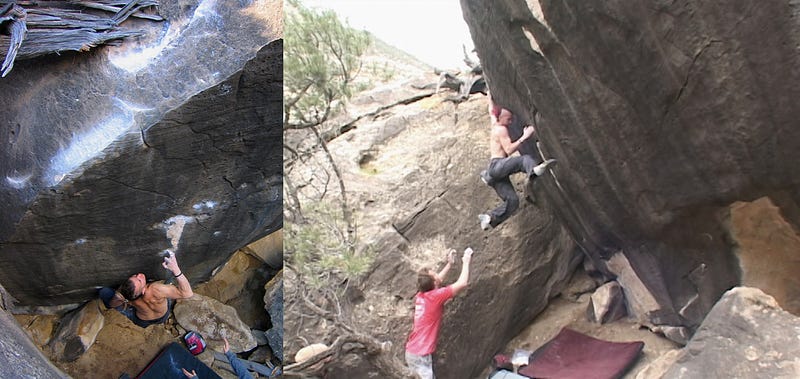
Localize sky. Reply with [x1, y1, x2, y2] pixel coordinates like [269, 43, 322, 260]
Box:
[302, 0, 476, 70]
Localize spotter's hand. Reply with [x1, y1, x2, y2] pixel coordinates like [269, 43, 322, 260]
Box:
[463, 247, 474, 262]
[447, 249, 456, 264]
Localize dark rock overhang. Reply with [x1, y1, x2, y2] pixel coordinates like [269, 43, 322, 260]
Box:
[0, 0, 283, 307]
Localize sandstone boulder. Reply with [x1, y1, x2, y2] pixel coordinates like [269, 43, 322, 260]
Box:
[286, 96, 582, 377]
[587, 281, 627, 324]
[173, 294, 257, 353]
[244, 229, 283, 269]
[49, 300, 105, 362]
[14, 313, 58, 348]
[664, 287, 800, 378]
[193, 249, 270, 329]
[729, 197, 800, 316]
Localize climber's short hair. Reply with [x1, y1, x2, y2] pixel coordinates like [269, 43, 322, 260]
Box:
[120, 278, 140, 301]
[417, 268, 436, 293]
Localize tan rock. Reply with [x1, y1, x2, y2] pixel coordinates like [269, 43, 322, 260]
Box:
[194, 249, 269, 328]
[195, 347, 216, 368]
[15, 314, 58, 347]
[295, 343, 329, 363]
[243, 229, 283, 268]
[173, 294, 257, 352]
[56, 308, 175, 378]
[635, 349, 683, 379]
[663, 287, 800, 378]
[587, 281, 627, 324]
[49, 299, 105, 362]
[195, 250, 263, 304]
[607, 252, 661, 324]
[729, 197, 800, 316]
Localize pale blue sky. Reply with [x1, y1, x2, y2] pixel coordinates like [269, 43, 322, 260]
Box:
[302, 0, 476, 70]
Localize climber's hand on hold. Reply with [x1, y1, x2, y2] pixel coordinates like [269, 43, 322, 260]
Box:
[162, 250, 181, 276]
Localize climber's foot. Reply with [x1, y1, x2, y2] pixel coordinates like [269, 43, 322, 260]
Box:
[480, 170, 493, 185]
[532, 159, 557, 177]
[479, 214, 492, 230]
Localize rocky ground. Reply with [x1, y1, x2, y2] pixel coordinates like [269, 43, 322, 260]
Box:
[500, 267, 681, 378]
[12, 233, 282, 379]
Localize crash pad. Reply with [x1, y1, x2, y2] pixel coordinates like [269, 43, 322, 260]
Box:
[136, 342, 221, 379]
[518, 328, 643, 379]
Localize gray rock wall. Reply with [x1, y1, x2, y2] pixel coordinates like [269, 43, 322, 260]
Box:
[0, 305, 67, 378]
[0, 0, 283, 306]
[664, 287, 800, 378]
[461, 0, 800, 331]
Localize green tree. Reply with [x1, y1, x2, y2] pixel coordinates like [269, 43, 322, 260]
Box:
[283, 0, 371, 248]
[283, 4, 413, 377]
[284, 0, 370, 129]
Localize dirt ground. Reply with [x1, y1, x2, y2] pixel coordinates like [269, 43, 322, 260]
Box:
[497, 270, 681, 379]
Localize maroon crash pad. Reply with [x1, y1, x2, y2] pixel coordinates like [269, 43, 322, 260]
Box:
[518, 328, 644, 379]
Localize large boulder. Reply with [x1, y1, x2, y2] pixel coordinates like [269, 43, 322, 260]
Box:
[49, 299, 105, 362]
[14, 313, 58, 348]
[461, 0, 800, 341]
[729, 197, 800, 316]
[193, 249, 270, 329]
[173, 294, 258, 353]
[0, 306, 66, 378]
[244, 228, 283, 269]
[663, 287, 800, 378]
[0, 0, 283, 306]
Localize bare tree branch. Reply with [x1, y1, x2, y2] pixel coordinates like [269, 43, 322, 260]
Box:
[284, 267, 417, 378]
[308, 125, 354, 251]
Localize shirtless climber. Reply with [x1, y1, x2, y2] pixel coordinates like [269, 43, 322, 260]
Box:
[478, 108, 556, 230]
[99, 250, 193, 328]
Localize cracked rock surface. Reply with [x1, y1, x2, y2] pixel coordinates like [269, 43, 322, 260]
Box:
[460, 0, 800, 346]
[0, 0, 283, 306]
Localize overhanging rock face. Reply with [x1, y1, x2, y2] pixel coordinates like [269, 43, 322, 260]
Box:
[460, 0, 800, 331]
[0, 0, 283, 306]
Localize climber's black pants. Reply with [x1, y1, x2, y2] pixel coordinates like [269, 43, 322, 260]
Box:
[485, 155, 537, 227]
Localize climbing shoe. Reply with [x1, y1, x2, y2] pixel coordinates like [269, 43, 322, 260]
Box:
[479, 214, 492, 230]
[480, 170, 493, 185]
[532, 159, 557, 177]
